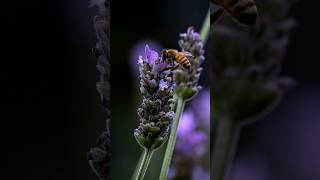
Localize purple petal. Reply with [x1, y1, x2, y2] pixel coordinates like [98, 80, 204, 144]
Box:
[187, 26, 194, 36]
[138, 56, 143, 66]
[145, 45, 159, 65]
[159, 79, 169, 91]
[153, 60, 170, 73]
[190, 131, 206, 145]
[129, 39, 162, 74]
[193, 32, 201, 41]
[178, 111, 196, 137]
[191, 89, 210, 127]
[192, 166, 210, 180]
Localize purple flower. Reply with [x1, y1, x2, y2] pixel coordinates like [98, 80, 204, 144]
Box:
[191, 88, 210, 128]
[130, 40, 162, 74]
[177, 111, 196, 137]
[184, 26, 201, 41]
[145, 45, 159, 65]
[176, 111, 207, 158]
[134, 45, 175, 150]
[137, 45, 170, 74]
[192, 166, 210, 180]
[170, 101, 210, 179]
[179, 27, 205, 65]
[153, 60, 171, 74]
[159, 79, 169, 91]
[211, 0, 296, 124]
[174, 27, 205, 100]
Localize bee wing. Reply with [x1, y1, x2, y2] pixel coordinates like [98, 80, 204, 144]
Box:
[179, 51, 194, 58]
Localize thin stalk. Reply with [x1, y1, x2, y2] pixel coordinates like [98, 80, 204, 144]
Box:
[200, 9, 210, 45]
[212, 116, 240, 180]
[159, 98, 185, 180]
[132, 148, 154, 180]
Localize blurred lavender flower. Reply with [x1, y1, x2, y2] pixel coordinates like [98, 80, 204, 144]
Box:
[169, 89, 210, 180]
[211, 0, 297, 179]
[130, 39, 162, 75]
[192, 166, 210, 180]
[87, 0, 111, 180]
[174, 27, 205, 100]
[191, 88, 210, 128]
[176, 111, 207, 158]
[134, 45, 175, 150]
[212, 0, 296, 126]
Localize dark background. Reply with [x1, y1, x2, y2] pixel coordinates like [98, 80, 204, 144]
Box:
[1, 0, 101, 179]
[0, 0, 319, 180]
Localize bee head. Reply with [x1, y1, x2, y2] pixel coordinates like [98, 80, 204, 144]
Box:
[161, 49, 168, 57]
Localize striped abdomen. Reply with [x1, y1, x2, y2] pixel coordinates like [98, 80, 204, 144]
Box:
[175, 53, 191, 70]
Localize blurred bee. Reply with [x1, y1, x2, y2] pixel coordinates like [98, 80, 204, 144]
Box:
[211, 0, 258, 26]
[163, 49, 193, 71]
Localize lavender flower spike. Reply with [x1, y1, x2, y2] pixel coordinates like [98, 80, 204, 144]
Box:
[174, 27, 205, 100]
[134, 45, 175, 150]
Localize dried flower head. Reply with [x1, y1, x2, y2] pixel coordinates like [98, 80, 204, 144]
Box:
[134, 45, 175, 150]
[87, 0, 111, 180]
[174, 27, 205, 100]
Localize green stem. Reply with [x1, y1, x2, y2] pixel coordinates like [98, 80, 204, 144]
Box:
[132, 148, 154, 180]
[212, 116, 240, 180]
[159, 98, 185, 180]
[200, 9, 210, 45]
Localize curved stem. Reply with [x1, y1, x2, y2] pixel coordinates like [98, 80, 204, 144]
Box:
[159, 98, 185, 180]
[132, 148, 154, 180]
[200, 9, 210, 45]
[212, 116, 240, 180]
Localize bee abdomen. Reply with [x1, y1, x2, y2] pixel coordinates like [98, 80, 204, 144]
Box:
[175, 54, 185, 62]
[177, 55, 191, 69]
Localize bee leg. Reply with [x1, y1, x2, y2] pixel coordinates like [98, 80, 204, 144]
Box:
[161, 67, 170, 72]
[169, 59, 174, 66]
[160, 64, 179, 73]
[170, 64, 179, 71]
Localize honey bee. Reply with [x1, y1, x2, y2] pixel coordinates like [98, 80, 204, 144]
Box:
[163, 49, 193, 71]
[211, 0, 258, 26]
